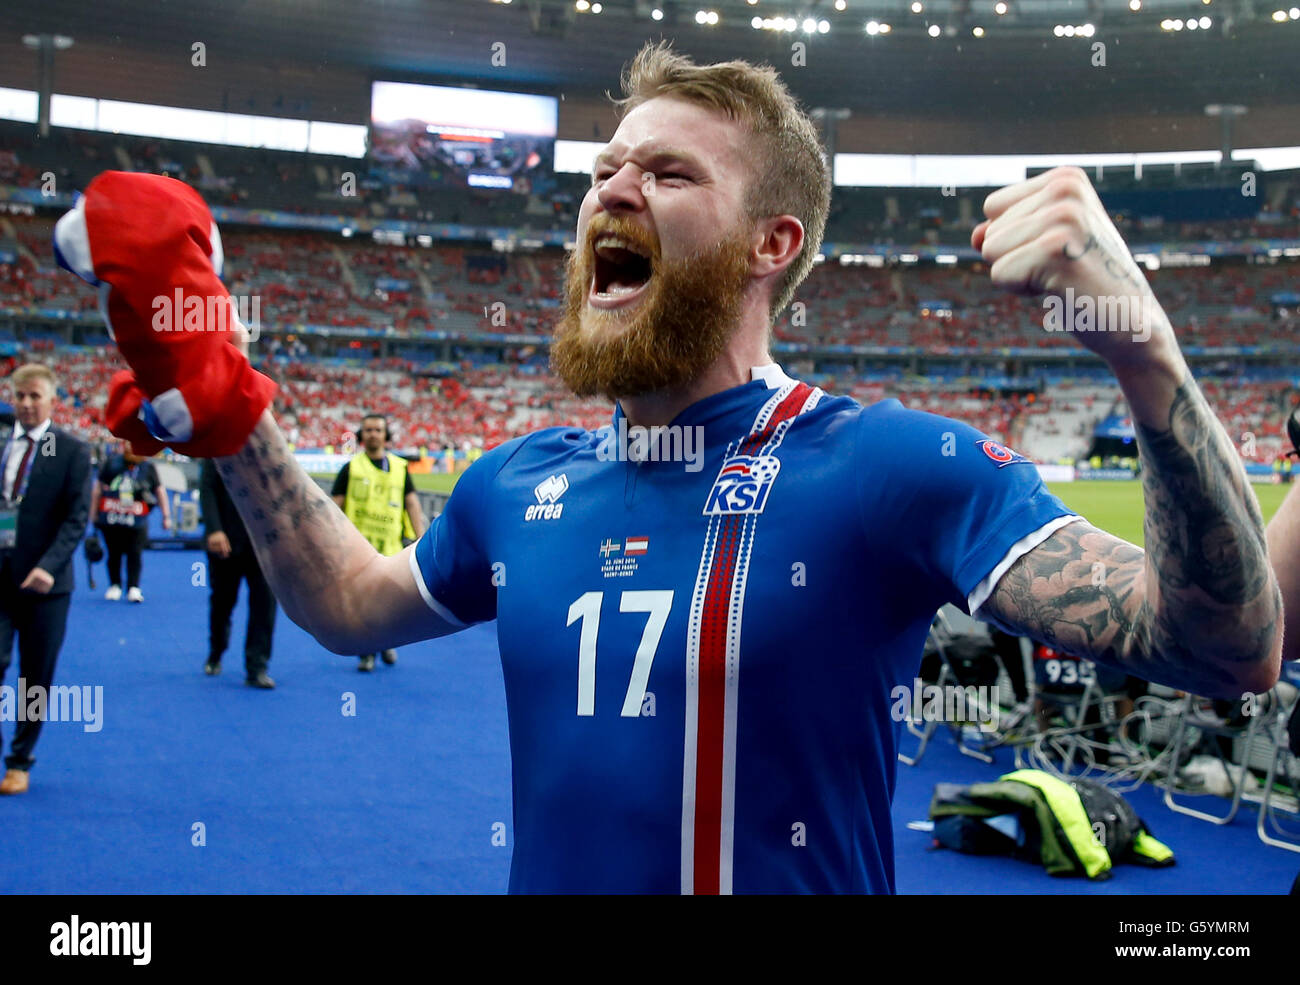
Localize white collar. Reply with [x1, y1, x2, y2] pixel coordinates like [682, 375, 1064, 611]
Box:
[750, 364, 795, 390]
[14, 418, 51, 443]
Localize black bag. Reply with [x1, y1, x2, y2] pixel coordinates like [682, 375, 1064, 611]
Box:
[84, 534, 104, 563]
[1070, 778, 1142, 861]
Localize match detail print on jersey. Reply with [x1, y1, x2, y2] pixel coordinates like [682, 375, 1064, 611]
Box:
[681, 379, 822, 895]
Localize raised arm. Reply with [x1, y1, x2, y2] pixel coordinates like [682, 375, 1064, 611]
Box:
[972, 167, 1281, 699]
[215, 409, 459, 654]
[49, 170, 450, 648]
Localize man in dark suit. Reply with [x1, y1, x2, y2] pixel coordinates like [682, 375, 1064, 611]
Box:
[0, 364, 92, 794]
[198, 458, 277, 688]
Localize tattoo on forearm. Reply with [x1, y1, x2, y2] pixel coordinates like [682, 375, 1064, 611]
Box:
[215, 420, 363, 634]
[1061, 232, 1144, 291]
[1136, 381, 1268, 605]
[986, 377, 1279, 697]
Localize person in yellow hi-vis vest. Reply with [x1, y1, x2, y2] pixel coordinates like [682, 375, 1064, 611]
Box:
[331, 414, 427, 672]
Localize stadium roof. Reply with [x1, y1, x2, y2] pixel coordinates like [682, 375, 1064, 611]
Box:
[3, 0, 1297, 121]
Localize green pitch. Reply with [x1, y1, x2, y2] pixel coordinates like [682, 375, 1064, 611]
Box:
[1047, 481, 1291, 546]
[400, 472, 1292, 544]
[411, 473, 460, 494]
[308, 471, 460, 494]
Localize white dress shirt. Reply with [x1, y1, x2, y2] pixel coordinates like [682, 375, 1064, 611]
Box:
[4, 417, 50, 500]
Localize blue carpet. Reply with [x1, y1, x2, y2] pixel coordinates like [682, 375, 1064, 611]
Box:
[0, 548, 514, 894]
[0, 549, 1294, 893]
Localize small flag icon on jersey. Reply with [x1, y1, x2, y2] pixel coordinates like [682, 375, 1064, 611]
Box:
[624, 536, 649, 556]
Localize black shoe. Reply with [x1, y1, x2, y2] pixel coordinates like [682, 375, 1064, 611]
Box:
[245, 672, 276, 689]
[358, 654, 375, 672]
[381, 649, 398, 666]
[204, 659, 221, 676]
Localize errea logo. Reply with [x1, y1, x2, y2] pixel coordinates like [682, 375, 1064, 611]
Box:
[526, 473, 568, 522]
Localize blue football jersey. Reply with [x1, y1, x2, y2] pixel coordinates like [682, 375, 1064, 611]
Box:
[411, 366, 1077, 894]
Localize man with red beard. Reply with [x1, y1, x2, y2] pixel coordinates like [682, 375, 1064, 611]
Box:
[67, 43, 1282, 893]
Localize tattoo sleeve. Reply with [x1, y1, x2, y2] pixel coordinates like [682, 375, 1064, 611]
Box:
[214, 410, 379, 650]
[982, 375, 1281, 698]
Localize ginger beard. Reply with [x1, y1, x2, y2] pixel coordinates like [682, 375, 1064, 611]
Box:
[551, 215, 753, 399]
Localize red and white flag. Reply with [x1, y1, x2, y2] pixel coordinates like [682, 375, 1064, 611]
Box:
[625, 536, 649, 556]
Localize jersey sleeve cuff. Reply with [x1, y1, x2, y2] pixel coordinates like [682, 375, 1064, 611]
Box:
[408, 544, 469, 629]
[967, 513, 1083, 618]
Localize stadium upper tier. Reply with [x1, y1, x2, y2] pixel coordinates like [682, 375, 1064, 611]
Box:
[3, 119, 1299, 247]
[1, 212, 1296, 353]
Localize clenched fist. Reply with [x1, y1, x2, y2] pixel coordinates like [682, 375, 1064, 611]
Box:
[972, 166, 1174, 368]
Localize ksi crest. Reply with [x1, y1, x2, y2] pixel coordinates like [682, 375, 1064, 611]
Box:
[702, 454, 782, 516]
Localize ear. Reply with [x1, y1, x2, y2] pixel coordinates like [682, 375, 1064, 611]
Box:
[750, 214, 805, 282]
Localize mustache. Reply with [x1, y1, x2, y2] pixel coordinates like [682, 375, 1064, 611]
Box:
[583, 215, 660, 260]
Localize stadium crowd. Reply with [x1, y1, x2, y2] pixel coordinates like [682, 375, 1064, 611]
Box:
[1, 140, 1296, 467]
[7, 345, 1293, 470]
[3, 213, 1296, 350]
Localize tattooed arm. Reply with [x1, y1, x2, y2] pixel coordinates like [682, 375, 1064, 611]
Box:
[971, 166, 1281, 699]
[214, 410, 461, 654]
[979, 369, 1282, 699]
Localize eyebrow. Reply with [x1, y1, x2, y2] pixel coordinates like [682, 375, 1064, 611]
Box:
[592, 144, 708, 176]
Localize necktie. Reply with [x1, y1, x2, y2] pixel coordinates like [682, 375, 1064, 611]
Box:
[7, 435, 33, 501]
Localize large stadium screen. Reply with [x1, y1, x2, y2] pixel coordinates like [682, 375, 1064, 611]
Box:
[369, 81, 557, 192]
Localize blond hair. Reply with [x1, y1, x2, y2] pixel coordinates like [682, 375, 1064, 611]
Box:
[614, 42, 831, 321]
[10, 363, 57, 394]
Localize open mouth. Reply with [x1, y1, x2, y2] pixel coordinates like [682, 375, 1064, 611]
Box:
[589, 234, 654, 308]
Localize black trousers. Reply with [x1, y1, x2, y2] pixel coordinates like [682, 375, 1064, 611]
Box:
[208, 549, 277, 676]
[0, 568, 72, 772]
[102, 523, 148, 589]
